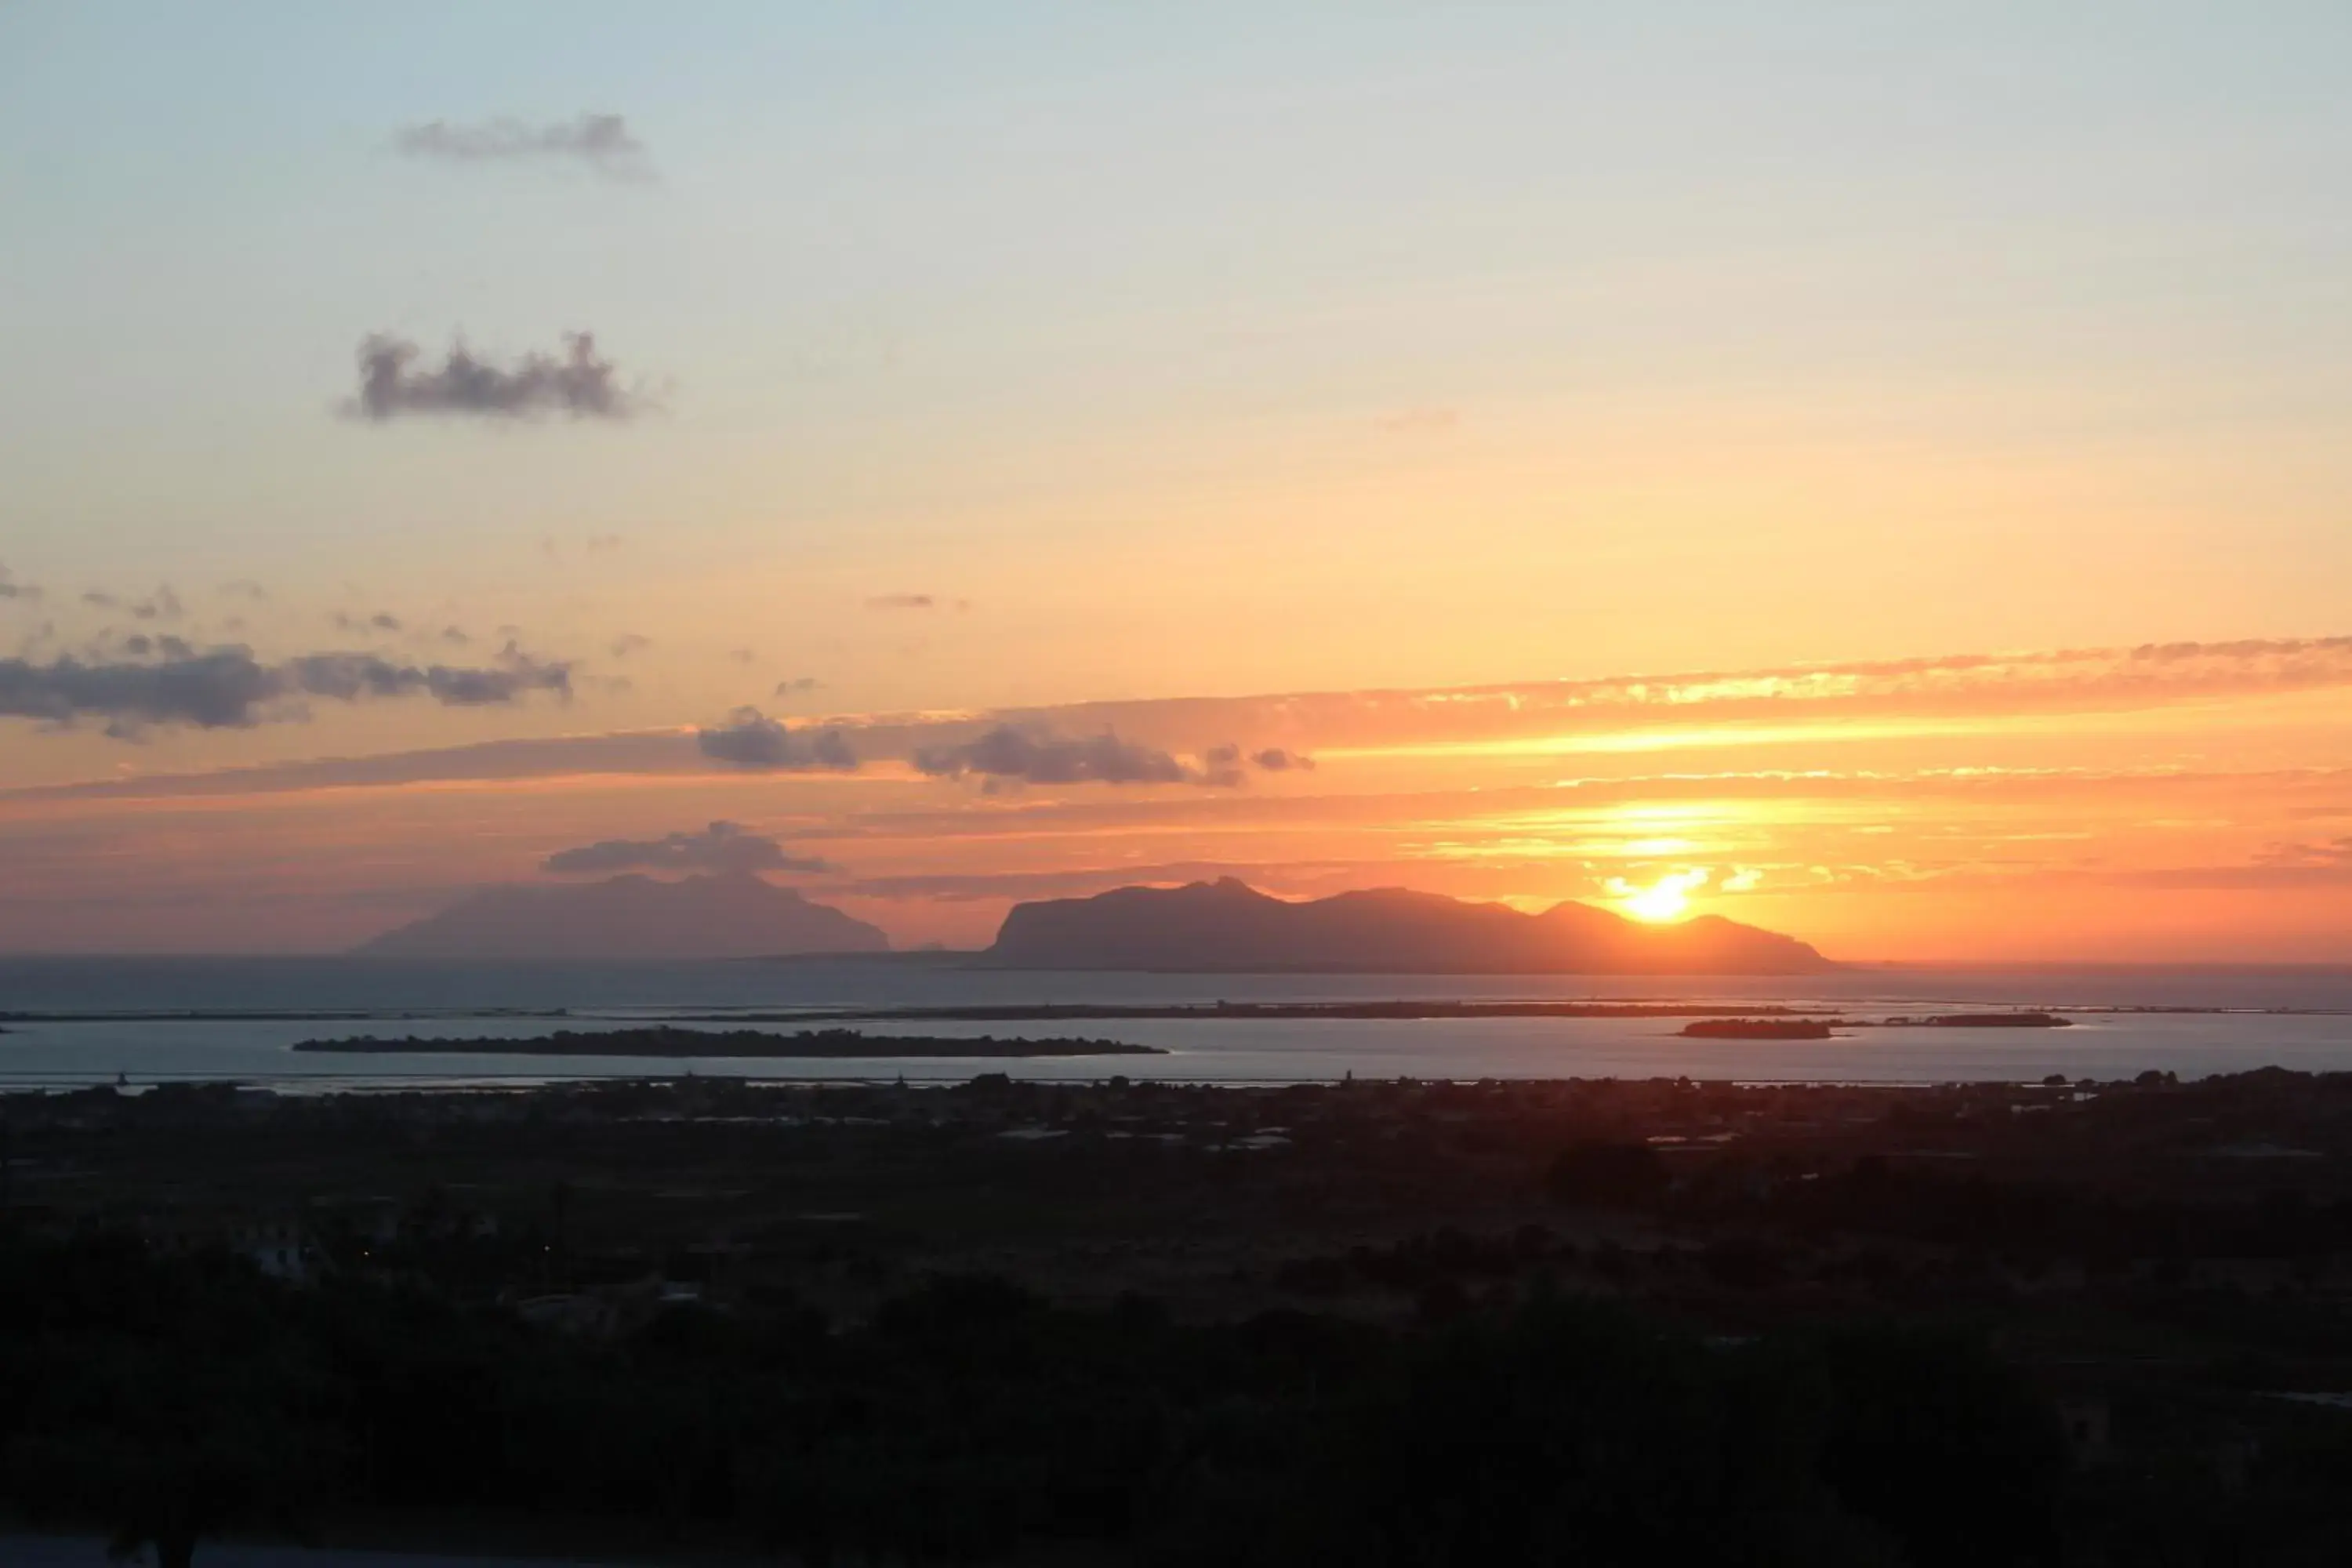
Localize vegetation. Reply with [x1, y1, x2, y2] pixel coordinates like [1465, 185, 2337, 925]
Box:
[0, 1229, 2088, 1566]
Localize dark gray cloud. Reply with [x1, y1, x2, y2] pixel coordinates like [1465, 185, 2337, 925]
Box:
[0, 641, 572, 736]
[695, 706, 858, 771]
[543, 820, 835, 877]
[0, 564, 40, 604]
[391, 113, 652, 180]
[347, 332, 646, 421]
[1253, 746, 1315, 771]
[914, 727, 1240, 789]
[282, 645, 572, 708]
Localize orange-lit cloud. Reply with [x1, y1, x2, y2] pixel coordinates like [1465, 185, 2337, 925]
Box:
[9, 634, 2352, 956]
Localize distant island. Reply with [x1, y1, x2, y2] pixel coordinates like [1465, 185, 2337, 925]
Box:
[984, 879, 1833, 975]
[354, 872, 889, 961]
[294, 1027, 1162, 1058]
[1680, 1011, 2075, 1039]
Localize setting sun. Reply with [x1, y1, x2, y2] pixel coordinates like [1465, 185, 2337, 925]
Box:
[1610, 869, 1710, 923]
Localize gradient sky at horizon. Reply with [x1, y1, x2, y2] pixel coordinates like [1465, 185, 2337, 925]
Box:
[5, 4, 2352, 958]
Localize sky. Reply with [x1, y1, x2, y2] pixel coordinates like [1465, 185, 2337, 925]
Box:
[5, 3, 2352, 960]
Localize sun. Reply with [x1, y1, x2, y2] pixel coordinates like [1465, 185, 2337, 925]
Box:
[1611, 869, 1709, 923]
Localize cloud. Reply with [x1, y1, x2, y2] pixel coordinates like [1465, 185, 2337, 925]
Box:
[347, 332, 647, 421]
[82, 587, 183, 621]
[1203, 742, 1317, 779]
[608, 633, 652, 658]
[0, 642, 572, 736]
[18, 632, 2352, 800]
[0, 565, 41, 604]
[218, 580, 270, 603]
[282, 645, 572, 708]
[439, 626, 471, 645]
[775, 677, 822, 696]
[390, 113, 652, 180]
[696, 706, 858, 771]
[543, 820, 834, 877]
[332, 611, 403, 634]
[914, 726, 1238, 789]
[866, 593, 935, 611]
[2254, 837, 2352, 868]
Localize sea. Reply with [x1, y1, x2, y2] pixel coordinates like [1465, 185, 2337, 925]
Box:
[5, 957, 2352, 1092]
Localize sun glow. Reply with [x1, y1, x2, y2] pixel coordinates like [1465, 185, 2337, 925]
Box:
[1610, 868, 1710, 922]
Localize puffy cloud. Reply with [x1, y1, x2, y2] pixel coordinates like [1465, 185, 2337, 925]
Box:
[1250, 747, 1316, 771]
[0, 642, 572, 736]
[914, 727, 1237, 789]
[543, 820, 834, 877]
[696, 706, 858, 770]
[2, 649, 276, 733]
[347, 332, 646, 421]
[391, 113, 652, 180]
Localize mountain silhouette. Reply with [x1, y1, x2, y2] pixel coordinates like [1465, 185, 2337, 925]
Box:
[355, 872, 889, 960]
[987, 878, 1831, 974]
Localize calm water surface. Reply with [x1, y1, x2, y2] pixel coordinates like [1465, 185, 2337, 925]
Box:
[4, 957, 2351, 1089]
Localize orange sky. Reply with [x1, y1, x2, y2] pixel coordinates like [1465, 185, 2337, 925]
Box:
[8, 11, 2352, 958]
[8, 636, 2352, 958]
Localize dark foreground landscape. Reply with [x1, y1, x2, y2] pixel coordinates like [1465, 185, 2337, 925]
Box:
[8, 1067, 2352, 1564]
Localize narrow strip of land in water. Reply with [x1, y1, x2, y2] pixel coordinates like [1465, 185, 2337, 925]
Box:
[292, 1027, 1164, 1058]
[666, 1001, 1824, 1024]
